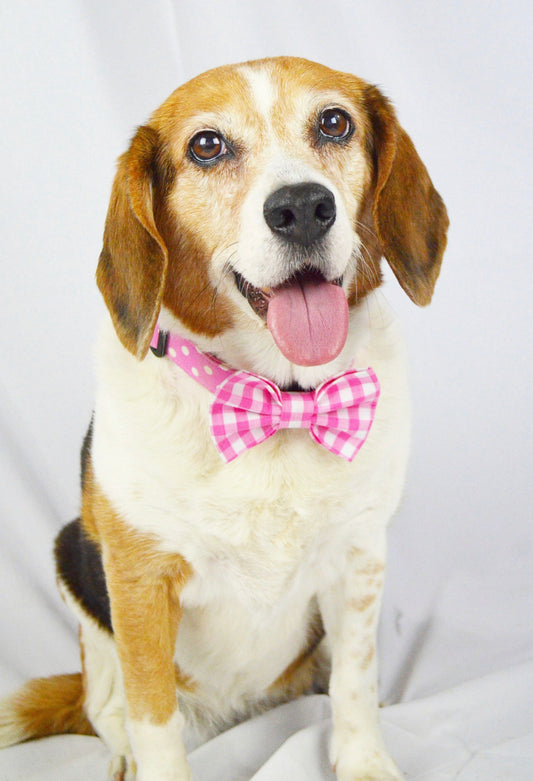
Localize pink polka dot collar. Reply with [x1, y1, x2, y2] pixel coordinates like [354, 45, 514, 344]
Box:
[150, 327, 236, 395]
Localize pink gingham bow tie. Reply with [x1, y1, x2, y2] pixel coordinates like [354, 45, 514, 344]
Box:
[150, 327, 380, 463]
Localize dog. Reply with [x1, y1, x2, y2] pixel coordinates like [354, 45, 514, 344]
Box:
[0, 57, 448, 781]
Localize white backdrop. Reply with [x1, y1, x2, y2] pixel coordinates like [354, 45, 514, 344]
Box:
[1, 1, 532, 779]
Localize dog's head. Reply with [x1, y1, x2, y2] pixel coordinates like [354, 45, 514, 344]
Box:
[97, 57, 448, 375]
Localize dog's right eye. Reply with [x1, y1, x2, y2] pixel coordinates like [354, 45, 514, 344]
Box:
[188, 130, 228, 164]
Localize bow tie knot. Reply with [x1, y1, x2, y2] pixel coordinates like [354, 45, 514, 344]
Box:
[278, 391, 315, 429]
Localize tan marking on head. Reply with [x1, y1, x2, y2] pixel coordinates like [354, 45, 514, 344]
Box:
[81, 463, 193, 724]
[149, 65, 278, 336]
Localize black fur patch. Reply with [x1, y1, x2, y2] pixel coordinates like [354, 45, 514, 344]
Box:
[55, 518, 113, 634]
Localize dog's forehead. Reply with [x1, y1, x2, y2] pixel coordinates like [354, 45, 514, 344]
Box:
[238, 63, 351, 133]
[238, 59, 366, 120]
[155, 58, 367, 148]
[238, 65, 277, 121]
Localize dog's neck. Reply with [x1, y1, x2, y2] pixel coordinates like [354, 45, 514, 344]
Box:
[152, 300, 372, 393]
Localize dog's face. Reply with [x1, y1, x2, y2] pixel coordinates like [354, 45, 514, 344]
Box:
[97, 57, 448, 369]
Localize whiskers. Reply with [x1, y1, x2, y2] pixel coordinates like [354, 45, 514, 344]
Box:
[354, 219, 378, 245]
[350, 239, 375, 304]
[215, 243, 239, 291]
[351, 226, 391, 329]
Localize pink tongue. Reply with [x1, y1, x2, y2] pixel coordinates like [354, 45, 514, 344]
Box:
[267, 276, 349, 366]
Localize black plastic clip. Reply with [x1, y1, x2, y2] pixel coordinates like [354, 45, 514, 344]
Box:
[150, 329, 169, 358]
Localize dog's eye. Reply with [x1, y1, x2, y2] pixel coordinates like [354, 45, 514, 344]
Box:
[189, 130, 227, 164]
[318, 108, 353, 141]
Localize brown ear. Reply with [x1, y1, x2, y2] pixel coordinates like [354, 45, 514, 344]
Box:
[365, 86, 449, 305]
[96, 125, 173, 358]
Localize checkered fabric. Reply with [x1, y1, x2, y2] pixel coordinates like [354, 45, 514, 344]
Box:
[150, 327, 380, 463]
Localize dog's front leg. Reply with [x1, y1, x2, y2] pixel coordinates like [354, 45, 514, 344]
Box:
[104, 540, 193, 781]
[319, 526, 403, 781]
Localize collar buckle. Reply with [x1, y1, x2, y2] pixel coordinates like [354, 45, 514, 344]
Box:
[150, 329, 169, 358]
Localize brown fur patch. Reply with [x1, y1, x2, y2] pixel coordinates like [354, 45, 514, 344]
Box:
[364, 84, 449, 305]
[174, 665, 197, 694]
[347, 548, 385, 575]
[0, 674, 95, 745]
[81, 462, 193, 724]
[347, 591, 378, 612]
[268, 610, 326, 698]
[96, 126, 171, 359]
[364, 610, 377, 628]
[156, 204, 234, 337]
[361, 645, 375, 670]
[79, 626, 88, 697]
[268, 649, 318, 699]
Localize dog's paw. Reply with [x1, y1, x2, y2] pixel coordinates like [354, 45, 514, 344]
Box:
[132, 762, 193, 781]
[336, 773, 402, 781]
[136, 771, 193, 781]
[335, 768, 403, 781]
[331, 729, 403, 781]
[108, 753, 137, 781]
[334, 757, 404, 781]
[334, 758, 403, 781]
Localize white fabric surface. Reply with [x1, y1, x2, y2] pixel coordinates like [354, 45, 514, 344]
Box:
[1, 1, 532, 779]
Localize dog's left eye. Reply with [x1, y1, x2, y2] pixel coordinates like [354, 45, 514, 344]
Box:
[189, 130, 228, 164]
[318, 108, 353, 141]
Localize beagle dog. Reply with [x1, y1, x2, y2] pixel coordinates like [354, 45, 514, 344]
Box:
[0, 57, 448, 781]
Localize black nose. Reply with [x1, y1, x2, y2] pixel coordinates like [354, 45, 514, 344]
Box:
[263, 182, 336, 246]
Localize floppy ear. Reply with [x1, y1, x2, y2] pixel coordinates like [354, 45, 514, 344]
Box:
[96, 125, 173, 358]
[364, 86, 449, 305]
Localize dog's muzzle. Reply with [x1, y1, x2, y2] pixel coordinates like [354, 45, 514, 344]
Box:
[234, 181, 348, 367]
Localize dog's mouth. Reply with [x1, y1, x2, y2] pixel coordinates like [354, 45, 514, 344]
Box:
[234, 269, 349, 366]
